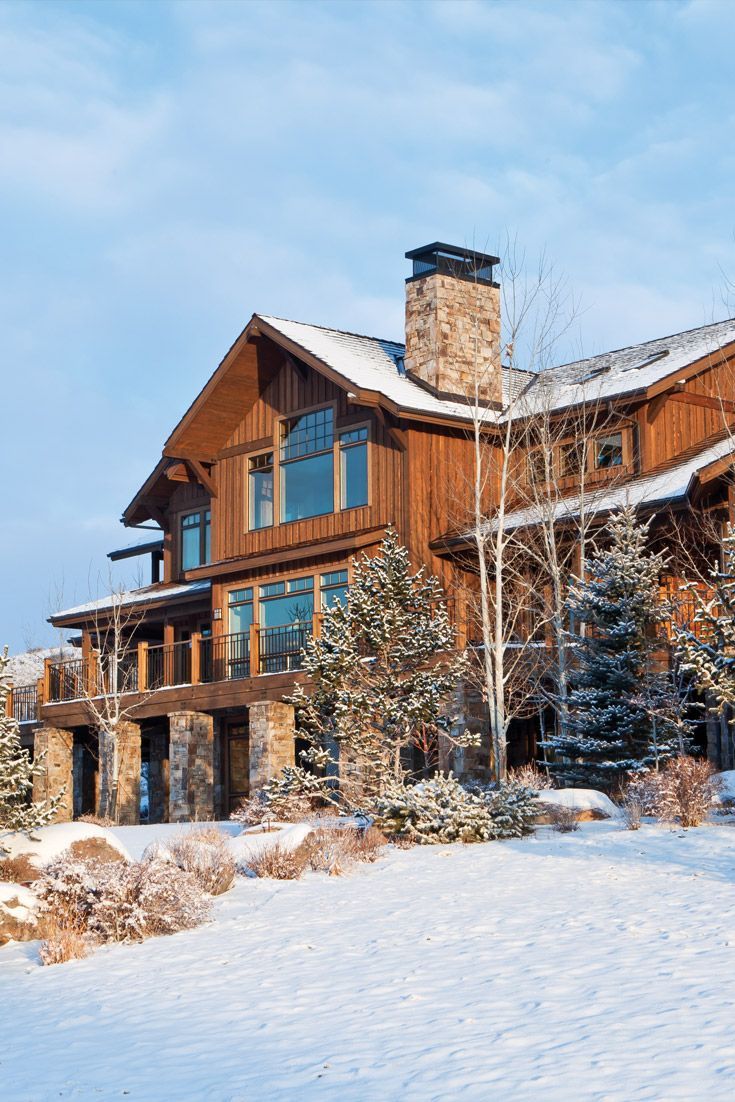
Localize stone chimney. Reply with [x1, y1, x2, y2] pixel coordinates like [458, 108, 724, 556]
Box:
[404, 242, 501, 405]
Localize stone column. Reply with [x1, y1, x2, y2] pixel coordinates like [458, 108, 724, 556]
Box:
[249, 701, 295, 791]
[168, 711, 214, 822]
[97, 721, 142, 825]
[33, 726, 74, 823]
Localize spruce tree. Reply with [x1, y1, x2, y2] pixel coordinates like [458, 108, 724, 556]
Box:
[675, 525, 735, 709]
[0, 648, 62, 838]
[543, 506, 674, 788]
[286, 529, 471, 810]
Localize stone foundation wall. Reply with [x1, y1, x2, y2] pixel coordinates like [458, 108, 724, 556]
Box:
[32, 727, 74, 823]
[249, 701, 295, 791]
[405, 273, 501, 405]
[169, 711, 214, 822]
[97, 722, 142, 825]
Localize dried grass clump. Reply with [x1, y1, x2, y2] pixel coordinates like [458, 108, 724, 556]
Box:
[0, 854, 37, 883]
[247, 843, 310, 880]
[509, 763, 555, 790]
[627, 756, 722, 828]
[549, 804, 579, 833]
[76, 813, 116, 828]
[298, 825, 388, 876]
[38, 917, 88, 966]
[151, 829, 236, 897]
[619, 790, 644, 831]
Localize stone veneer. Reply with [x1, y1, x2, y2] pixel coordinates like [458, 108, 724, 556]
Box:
[33, 726, 74, 823]
[249, 701, 295, 791]
[405, 272, 501, 405]
[169, 711, 214, 822]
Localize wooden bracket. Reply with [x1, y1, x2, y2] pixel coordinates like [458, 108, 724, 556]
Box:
[668, 391, 735, 415]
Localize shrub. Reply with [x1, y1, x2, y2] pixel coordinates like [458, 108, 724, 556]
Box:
[509, 763, 555, 790]
[549, 804, 579, 833]
[0, 854, 37, 883]
[76, 813, 116, 828]
[35, 850, 211, 956]
[629, 756, 722, 828]
[246, 843, 309, 880]
[145, 829, 236, 896]
[374, 774, 537, 845]
[230, 784, 317, 827]
[38, 917, 88, 966]
[619, 790, 644, 831]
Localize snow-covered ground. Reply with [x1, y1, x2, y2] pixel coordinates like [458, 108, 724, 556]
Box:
[2, 820, 735, 1101]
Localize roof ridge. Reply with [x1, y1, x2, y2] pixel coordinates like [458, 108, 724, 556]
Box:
[548, 315, 735, 374]
[258, 314, 405, 350]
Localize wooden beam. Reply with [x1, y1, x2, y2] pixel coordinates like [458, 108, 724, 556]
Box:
[284, 351, 308, 381]
[373, 406, 407, 451]
[646, 392, 671, 424]
[142, 498, 167, 529]
[668, 391, 735, 415]
[185, 457, 218, 499]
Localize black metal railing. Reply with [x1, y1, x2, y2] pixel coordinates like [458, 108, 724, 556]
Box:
[49, 658, 87, 703]
[259, 622, 311, 674]
[12, 683, 38, 724]
[200, 631, 250, 682]
[146, 641, 191, 689]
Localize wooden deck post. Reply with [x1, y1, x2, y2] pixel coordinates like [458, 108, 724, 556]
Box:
[43, 657, 53, 703]
[88, 650, 100, 697]
[312, 612, 322, 639]
[190, 633, 201, 685]
[36, 676, 44, 709]
[5, 687, 13, 720]
[137, 642, 148, 693]
[250, 622, 260, 676]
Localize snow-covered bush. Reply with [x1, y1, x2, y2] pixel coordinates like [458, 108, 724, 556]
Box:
[144, 829, 236, 896]
[549, 804, 579, 833]
[626, 756, 722, 828]
[38, 920, 88, 966]
[0, 854, 37, 883]
[35, 851, 211, 959]
[299, 825, 387, 876]
[231, 773, 321, 826]
[374, 774, 537, 845]
[618, 790, 644, 831]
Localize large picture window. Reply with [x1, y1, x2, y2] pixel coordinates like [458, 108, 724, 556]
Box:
[181, 509, 211, 570]
[280, 408, 334, 522]
[339, 427, 368, 509]
[259, 576, 314, 627]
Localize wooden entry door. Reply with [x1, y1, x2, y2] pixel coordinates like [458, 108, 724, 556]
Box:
[225, 720, 250, 814]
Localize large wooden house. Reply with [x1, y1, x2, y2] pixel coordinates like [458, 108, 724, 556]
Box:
[12, 242, 735, 822]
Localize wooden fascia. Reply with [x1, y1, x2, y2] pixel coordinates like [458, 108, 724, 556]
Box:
[645, 340, 735, 400]
[697, 449, 735, 486]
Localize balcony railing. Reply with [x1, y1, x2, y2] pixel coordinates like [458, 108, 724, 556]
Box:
[8, 683, 38, 724]
[43, 621, 317, 704]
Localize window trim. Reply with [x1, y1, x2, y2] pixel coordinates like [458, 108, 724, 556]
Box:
[225, 565, 351, 631]
[180, 508, 211, 572]
[244, 403, 371, 532]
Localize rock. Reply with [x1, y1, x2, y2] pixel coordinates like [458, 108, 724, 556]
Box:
[0, 883, 40, 945]
[68, 837, 128, 865]
[534, 788, 620, 824]
[0, 822, 132, 878]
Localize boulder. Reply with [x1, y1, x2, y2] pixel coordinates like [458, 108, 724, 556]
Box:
[0, 883, 40, 945]
[0, 822, 131, 878]
[534, 788, 620, 824]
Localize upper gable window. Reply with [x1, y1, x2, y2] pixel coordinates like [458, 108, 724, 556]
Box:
[280, 408, 334, 522]
[595, 433, 623, 470]
[340, 427, 368, 509]
[249, 452, 274, 530]
[181, 509, 211, 571]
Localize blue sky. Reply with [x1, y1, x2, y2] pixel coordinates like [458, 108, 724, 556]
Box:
[2, 0, 735, 654]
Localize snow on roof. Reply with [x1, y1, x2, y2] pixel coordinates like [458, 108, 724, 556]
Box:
[258, 315, 503, 423]
[52, 581, 211, 622]
[520, 317, 735, 416]
[493, 435, 735, 533]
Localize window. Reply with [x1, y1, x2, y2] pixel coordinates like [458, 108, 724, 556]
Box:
[321, 570, 348, 609]
[595, 432, 623, 470]
[560, 440, 584, 478]
[180, 510, 211, 570]
[249, 452, 273, 530]
[527, 448, 549, 485]
[280, 408, 334, 522]
[340, 428, 368, 509]
[259, 576, 314, 627]
[228, 588, 253, 635]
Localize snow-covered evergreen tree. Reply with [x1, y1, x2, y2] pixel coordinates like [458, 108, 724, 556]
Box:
[542, 506, 676, 788]
[287, 529, 472, 810]
[675, 525, 735, 710]
[0, 647, 62, 838]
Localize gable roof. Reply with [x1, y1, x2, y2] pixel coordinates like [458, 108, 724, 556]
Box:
[518, 317, 735, 416]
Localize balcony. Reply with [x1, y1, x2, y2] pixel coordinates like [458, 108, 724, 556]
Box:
[43, 623, 315, 706]
[7, 683, 39, 725]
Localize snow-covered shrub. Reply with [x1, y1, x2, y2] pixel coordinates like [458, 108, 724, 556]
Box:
[509, 763, 555, 790]
[247, 843, 309, 880]
[36, 851, 211, 955]
[374, 774, 537, 845]
[144, 829, 235, 896]
[91, 860, 211, 941]
[627, 756, 722, 828]
[76, 813, 116, 828]
[231, 776, 319, 826]
[619, 790, 644, 831]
